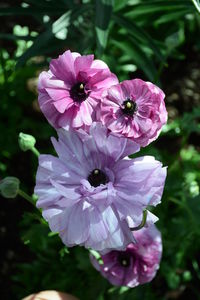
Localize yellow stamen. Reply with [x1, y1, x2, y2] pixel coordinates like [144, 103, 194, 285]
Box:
[80, 83, 84, 90]
[94, 169, 99, 175]
[126, 101, 132, 109]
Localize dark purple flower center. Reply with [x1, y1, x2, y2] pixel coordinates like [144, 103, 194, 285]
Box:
[122, 99, 137, 117]
[70, 82, 89, 103]
[88, 169, 108, 187]
[117, 253, 131, 268]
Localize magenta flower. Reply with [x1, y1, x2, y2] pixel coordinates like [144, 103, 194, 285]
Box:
[35, 123, 166, 252]
[38, 50, 118, 129]
[100, 79, 167, 147]
[90, 225, 162, 287]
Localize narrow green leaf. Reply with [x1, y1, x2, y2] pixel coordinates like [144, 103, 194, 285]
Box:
[125, 1, 193, 19]
[113, 14, 163, 61]
[95, 0, 114, 55]
[192, 0, 200, 13]
[16, 5, 88, 67]
[16, 11, 71, 67]
[139, 0, 191, 5]
[112, 38, 157, 82]
[113, 0, 129, 11]
[155, 9, 191, 25]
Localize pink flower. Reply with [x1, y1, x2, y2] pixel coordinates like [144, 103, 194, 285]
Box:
[34, 123, 167, 252]
[90, 225, 162, 287]
[38, 50, 118, 130]
[100, 79, 167, 147]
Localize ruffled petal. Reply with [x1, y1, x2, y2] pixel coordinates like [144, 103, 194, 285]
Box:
[50, 50, 80, 83]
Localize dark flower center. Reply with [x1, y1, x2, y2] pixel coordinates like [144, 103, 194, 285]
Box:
[88, 169, 108, 187]
[118, 253, 131, 268]
[122, 99, 137, 117]
[70, 82, 88, 103]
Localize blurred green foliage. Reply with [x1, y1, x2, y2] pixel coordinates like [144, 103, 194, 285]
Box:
[1, 0, 200, 299]
[1, 0, 200, 81]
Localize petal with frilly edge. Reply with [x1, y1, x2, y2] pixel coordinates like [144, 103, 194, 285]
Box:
[90, 224, 162, 287]
[35, 123, 166, 252]
[100, 79, 167, 147]
[37, 50, 118, 130]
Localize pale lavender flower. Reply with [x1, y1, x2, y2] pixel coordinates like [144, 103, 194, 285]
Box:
[90, 225, 162, 287]
[35, 123, 166, 252]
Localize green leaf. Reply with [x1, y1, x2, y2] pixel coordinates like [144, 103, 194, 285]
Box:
[95, 0, 114, 55]
[16, 5, 88, 67]
[113, 14, 163, 61]
[155, 9, 191, 25]
[112, 38, 157, 81]
[192, 0, 200, 13]
[16, 11, 71, 67]
[125, 0, 193, 19]
[113, 0, 130, 11]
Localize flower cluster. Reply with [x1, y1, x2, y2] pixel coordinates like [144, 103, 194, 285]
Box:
[35, 50, 167, 287]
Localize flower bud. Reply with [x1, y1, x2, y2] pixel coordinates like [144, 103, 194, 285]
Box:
[18, 132, 36, 152]
[0, 177, 20, 198]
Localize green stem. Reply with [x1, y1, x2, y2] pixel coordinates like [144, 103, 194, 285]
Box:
[31, 146, 40, 158]
[130, 210, 147, 231]
[18, 189, 36, 206]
